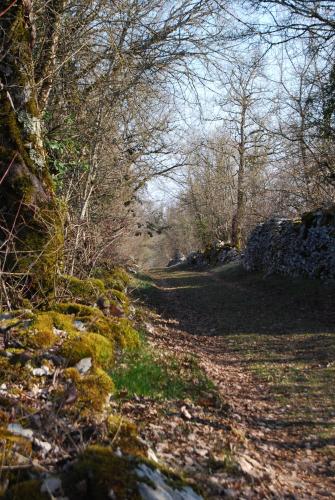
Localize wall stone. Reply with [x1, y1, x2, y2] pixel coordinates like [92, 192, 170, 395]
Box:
[167, 250, 186, 267]
[243, 206, 335, 280]
[185, 242, 240, 267]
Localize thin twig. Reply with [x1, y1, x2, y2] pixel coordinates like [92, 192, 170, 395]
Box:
[0, 0, 17, 19]
[0, 461, 48, 472]
[110, 416, 123, 446]
[0, 152, 18, 186]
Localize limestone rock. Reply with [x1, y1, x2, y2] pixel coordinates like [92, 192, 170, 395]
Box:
[75, 357, 92, 374]
[243, 206, 335, 280]
[167, 250, 186, 267]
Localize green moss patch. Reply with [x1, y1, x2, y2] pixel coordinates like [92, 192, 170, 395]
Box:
[92, 267, 132, 292]
[58, 275, 105, 304]
[0, 357, 30, 385]
[63, 367, 115, 415]
[0, 427, 32, 466]
[5, 480, 47, 500]
[107, 318, 140, 350]
[18, 312, 57, 349]
[53, 309, 140, 352]
[53, 302, 103, 318]
[60, 332, 114, 368]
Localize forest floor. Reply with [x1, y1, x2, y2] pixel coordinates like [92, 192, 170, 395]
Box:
[121, 263, 335, 499]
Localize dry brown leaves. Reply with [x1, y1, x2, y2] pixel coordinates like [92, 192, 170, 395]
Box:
[118, 306, 335, 499]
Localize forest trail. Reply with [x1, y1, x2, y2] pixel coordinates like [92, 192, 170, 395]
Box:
[133, 264, 335, 499]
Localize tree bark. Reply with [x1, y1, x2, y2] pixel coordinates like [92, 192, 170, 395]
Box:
[35, 0, 65, 113]
[0, 0, 63, 301]
[231, 104, 246, 250]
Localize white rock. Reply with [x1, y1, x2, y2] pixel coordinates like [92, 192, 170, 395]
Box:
[115, 447, 123, 457]
[34, 438, 52, 455]
[147, 448, 159, 463]
[74, 320, 86, 332]
[54, 327, 66, 336]
[32, 365, 52, 377]
[144, 323, 155, 334]
[41, 477, 62, 495]
[7, 423, 34, 440]
[136, 464, 202, 500]
[75, 357, 92, 374]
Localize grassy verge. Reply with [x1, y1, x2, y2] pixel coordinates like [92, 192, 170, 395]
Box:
[111, 335, 215, 401]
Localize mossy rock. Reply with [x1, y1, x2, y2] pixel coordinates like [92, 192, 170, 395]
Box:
[86, 316, 114, 337]
[61, 445, 199, 500]
[54, 302, 103, 318]
[51, 311, 78, 333]
[92, 267, 132, 292]
[58, 275, 106, 304]
[107, 415, 147, 458]
[5, 480, 47, 500]
[60, 332, 114, 368]
[39, 305, 140, 356]
[16, 310, 88, 351]
[63, 314, 140, 352]
[108, 318, 140, 350]
[61, 445, 141, 499]
[0, 428, 32, 466]
[18, 312, 57, 349]
[63, 367, 114, 415]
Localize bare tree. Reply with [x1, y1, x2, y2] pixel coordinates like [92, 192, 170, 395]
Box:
[243, 0, 335, 43]
[217, 53, 271, 248]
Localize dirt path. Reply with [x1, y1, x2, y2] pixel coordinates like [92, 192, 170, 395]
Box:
[130, 265, 335, 499]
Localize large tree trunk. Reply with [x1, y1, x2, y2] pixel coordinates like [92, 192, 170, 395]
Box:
[0, 0, 63, 302]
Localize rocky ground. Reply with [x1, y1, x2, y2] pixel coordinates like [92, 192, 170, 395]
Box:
[0, 263, 334, 499]
[0, 269, 205, 499]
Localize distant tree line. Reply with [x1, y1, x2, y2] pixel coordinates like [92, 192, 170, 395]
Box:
[0, 0, 334, 293]
[153, 0, 335, 260]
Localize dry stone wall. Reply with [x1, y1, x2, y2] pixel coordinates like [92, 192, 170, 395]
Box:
[243, 207, 335, 280]
[186, 242, 240, 267]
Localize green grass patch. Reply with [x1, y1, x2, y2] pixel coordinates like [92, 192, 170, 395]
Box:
[111, 343, 215, 401]
[134, 272, 154, 290]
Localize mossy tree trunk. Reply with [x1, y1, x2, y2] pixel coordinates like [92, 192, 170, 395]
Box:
[0, 0, 63, 301]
